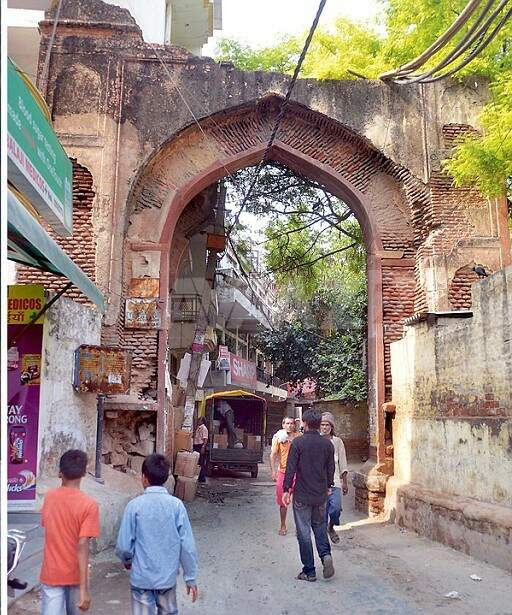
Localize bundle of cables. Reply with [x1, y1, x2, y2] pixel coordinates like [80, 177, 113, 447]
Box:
[379, 0, 511, 84]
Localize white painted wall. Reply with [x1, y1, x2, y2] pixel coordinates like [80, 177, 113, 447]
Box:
[38, 298, 101, 478]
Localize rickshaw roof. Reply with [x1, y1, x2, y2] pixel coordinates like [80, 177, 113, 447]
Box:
[199, 390, 266, 416]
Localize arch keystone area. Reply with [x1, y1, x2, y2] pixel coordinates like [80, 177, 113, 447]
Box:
[126, 98, 429, 461]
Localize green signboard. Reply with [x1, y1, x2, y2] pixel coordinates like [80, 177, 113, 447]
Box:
[7, 58, 73, 236]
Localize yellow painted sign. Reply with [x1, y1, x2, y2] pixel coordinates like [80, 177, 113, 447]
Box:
[8, 285, 45, 325]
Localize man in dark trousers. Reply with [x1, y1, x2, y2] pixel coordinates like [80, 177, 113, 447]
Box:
[282, 409, 335, 582]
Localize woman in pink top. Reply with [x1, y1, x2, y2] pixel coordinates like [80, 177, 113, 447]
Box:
[193, 417, 209, 483]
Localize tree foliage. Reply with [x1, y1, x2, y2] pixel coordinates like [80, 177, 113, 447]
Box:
[256, 279, 367, 400]
[216, 1, 512, 196]
[443, 76, 512, 198]
[226, 163, 365, 298]
[225, 163, 368, 401]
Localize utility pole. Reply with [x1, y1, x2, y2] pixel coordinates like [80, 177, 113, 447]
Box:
[181, 183, 226, 431]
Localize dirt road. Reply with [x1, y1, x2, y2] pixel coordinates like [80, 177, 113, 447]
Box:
[11, 463, 512, 615]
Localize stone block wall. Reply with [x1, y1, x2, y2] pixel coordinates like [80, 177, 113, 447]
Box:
[387, 266, 512, 568]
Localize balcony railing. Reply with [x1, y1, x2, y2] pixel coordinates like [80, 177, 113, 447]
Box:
[171, 294, 200, 322]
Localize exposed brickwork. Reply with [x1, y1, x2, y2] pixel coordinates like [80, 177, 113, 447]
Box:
[448, 264, 479, 310]
[117, 189, 217, 399]
[382, 266, 416, 399]
[443, 123, 480, 148]
[16, 159, 97, 305]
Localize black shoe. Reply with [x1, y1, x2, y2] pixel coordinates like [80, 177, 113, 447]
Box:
[328, 527, 340, 544]
[8, 578, 27, 590]
[322, 554, 335, 579]
[296, 571, 316, 582]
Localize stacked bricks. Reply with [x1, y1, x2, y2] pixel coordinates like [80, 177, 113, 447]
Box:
[443, 123, 480, 148]
[448, 265, 479, 310]
[353, 470, 387, 517]
[382, 266, 416, 399]
[16, 159, 97, 305]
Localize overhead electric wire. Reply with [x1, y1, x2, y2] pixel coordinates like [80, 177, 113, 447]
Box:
[396, 0, 512, 84]
[380, 0, 511, 84]
[40, 0, 64, 93]
[417, 4, 512, 83]
[226, 0, 328, 236]
[409, 0, 498, 80]
[379, 0, 485, 80]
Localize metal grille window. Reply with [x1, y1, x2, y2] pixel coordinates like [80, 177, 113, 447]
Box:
[171, 295, 200, 322]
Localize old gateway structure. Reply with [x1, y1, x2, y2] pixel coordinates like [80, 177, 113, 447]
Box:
[21, 0, 511, 567]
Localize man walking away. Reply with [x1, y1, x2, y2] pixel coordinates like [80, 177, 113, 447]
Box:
[116, 453, 198, 615]
[283, 410, 335, 582]
[320, 412, 349, 544]
[39, 449, 99, 614]
[269, 417, 297, 535]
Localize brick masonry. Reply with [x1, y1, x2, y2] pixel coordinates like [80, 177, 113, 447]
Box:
[30, 0, 510, 509]
[16, 159, 97, 304]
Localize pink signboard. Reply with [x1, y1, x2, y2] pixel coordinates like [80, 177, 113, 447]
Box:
[7, 285, 45, 510]
[229, 353, 257, 388]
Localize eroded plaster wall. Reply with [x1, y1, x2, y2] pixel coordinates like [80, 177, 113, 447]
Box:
[38, 298, 101, 478]
[391, 266, 512, 507]
[313, 399, 369, 460]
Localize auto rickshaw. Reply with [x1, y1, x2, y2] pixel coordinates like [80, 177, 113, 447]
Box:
[199, 390, 266, 478]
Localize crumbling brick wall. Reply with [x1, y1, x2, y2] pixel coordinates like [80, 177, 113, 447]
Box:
[16, 159, 97, 305]
[448, 264, 479, 310]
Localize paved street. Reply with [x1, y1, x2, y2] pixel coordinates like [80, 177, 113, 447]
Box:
[11, 461, 512, 615]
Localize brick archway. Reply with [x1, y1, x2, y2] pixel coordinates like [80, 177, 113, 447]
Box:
[126, 96, 424, 462]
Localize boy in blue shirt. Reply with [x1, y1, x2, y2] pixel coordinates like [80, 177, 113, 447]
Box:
[116, 454, 198, 614]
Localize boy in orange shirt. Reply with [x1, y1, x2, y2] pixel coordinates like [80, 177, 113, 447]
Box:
[269, 417, 297, 536]
[39, 450, 100, 614]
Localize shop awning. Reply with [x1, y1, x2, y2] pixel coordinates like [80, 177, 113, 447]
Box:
[7, 191, 105, 311]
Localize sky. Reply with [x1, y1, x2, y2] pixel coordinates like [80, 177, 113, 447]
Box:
[204, 0, 380, 55]
[204, 1, 381, 249]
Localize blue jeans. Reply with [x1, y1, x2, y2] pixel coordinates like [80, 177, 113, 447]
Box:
[325, 487, 342, 526]
[131, 586, 178, 615]
[41, 584, 80, 615]
[292, 499, 331, 576]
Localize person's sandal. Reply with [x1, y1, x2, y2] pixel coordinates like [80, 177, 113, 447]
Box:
[322, 554, 335, 579]
[296, 571, 316, 582]
[329, 528, 340, 544]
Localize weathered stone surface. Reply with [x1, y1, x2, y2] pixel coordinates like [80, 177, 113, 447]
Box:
[111, 450, 128, 467]
[313, 399, 369, 459]
[36, 298, 101, 479]
[101, 431, 113, 455]
[129, 455, 144, 475]
[386, 477, 512, 572]
[391, 267, 512, 509]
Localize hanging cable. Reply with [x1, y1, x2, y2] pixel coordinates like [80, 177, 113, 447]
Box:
[226, 0, 328, 236]
[40, 0, 64, 95]
[379, 0, 485, 80]
[379, 0, 511, 83]
[417, 5, 512, 83]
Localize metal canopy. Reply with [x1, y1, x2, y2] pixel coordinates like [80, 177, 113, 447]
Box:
[7, 191, 105, 311]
